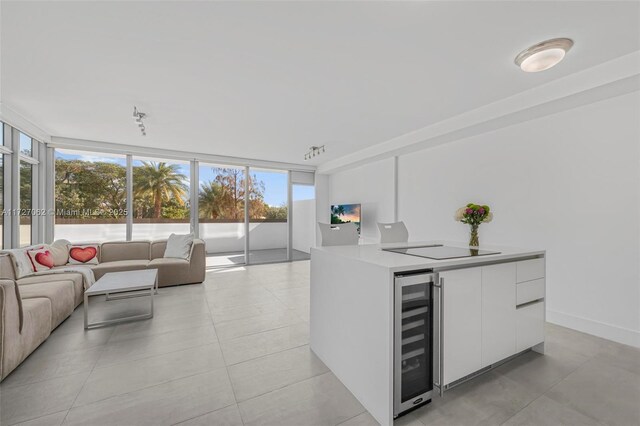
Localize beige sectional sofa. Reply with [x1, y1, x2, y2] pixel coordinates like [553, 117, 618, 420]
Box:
[0, 239, 206, 381]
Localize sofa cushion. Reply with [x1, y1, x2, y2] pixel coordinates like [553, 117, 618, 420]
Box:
[1, 245, 46, 278]
[19, 297, 52, 359]
[18, 272, 85, 307]
[0, 254, 16, 280]
[19, 281, 75, 329]
[100, 241, 150, 263]
[91, 259, 150, 280]
[150, 240, 167, 260]
[147, 257, 190, 287]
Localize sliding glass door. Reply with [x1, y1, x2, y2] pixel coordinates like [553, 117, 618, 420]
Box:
[248, 168, 288, 264]
[198, 164, 246, 267]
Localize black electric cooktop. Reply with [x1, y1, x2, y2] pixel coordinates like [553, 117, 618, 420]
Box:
[383, 245, 501, 260]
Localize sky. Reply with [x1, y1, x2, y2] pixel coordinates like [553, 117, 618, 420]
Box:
[56, 150, 315, 206]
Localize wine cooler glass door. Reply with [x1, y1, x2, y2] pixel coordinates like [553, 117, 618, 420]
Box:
[394, 273, 433, 416]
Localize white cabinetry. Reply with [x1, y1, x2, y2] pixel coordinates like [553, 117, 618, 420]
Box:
[516, 301, 545, 351]
[515, 259, 545, 352]
[440, 267, 482, 385]
[481, 263, 516, 367]
[441, 258, 545, 387]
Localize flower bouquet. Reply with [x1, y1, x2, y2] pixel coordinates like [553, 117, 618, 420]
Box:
[454, 203, 493, 247]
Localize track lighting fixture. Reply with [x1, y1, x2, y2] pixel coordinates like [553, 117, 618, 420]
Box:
[132, 106, 147, 136]
[304, 145, 326, 161]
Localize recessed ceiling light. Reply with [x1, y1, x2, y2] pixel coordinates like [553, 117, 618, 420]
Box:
[515, 38, 573, 72]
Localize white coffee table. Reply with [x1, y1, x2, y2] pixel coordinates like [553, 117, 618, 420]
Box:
[84, 269, 158, 329]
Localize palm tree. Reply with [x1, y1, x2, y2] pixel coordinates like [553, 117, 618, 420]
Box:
[199, 180, 225, 219]
[134, 162, 188, 218]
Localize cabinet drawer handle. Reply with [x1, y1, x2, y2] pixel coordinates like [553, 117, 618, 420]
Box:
[516, 298, 544, 309]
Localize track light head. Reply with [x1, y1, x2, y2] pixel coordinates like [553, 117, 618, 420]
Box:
[132, 105, 148, 136]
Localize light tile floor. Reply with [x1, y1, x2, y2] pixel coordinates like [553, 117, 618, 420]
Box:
[1, 261, 638, 425]
[206, 249, 310, 268]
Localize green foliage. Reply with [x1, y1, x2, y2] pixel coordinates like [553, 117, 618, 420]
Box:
[55, 159, 126, 218]
[265, 205, 288, 220]
[55, 159, 276, 222]
[198, 168, 270, 220]
[133, 162, 188, 219]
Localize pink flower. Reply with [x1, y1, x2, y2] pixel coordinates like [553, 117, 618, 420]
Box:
[478, 208, 485, 215]
[465, 208, 473, 215]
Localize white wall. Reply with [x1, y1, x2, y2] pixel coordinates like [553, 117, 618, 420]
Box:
[293, 199, 315, 253]
[328, 157, 396, 242]
[315, 174, 330, 246]
[326, 92, 640, 347]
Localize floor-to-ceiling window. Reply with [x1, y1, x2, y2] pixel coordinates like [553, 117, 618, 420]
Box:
[0, 124, 5, 249]
[132, 157, 190, 240]
[54, 149, 127, 242]
[50, 146, 315, 265]
[19, 133, 35, 247]
[198, 164, 246, 267]
[248, 168, 289, 264]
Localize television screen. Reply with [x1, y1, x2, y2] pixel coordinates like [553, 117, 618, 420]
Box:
[331, 204, 361, 234]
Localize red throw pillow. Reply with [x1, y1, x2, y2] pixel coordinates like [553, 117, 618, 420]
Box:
[27, 248, 54, 272]
[68, 245, 99, 265]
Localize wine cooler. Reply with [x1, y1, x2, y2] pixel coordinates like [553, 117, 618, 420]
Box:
[394, 271, 436, 417]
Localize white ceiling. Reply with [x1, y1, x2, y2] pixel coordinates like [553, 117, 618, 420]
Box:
[1, 1, 639, 166]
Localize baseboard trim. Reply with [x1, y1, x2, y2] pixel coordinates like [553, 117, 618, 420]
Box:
[547, 309, 640, 348]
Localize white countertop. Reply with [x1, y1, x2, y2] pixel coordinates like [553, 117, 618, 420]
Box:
[311, 241, 545, 272]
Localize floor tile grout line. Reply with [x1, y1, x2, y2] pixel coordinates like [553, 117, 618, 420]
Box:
[204, 281, 246, 426]
[497, 390, 549, 426]
[531, 352, 612, 426]
[236, 370, 336, 408]
[89, 339, 220, 372]
[224, 342, 310, 367]
[208, 300, 297, 324]
[59, 325, 114, 425]
[216, 319, 307, 343]
[233, 368, 330, 405]
[5, 409, 69, 426]
[68, 366, 230, 413]
[168, 403, 239, 426]
[334, 409, 368, 426]
[101, 320, 216, 347]
[102, 317, 216, 345]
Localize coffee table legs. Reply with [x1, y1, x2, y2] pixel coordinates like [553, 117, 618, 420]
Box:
[84, 288, 154, 330]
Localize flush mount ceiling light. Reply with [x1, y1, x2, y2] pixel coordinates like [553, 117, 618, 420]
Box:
[515, 38, 573, 72]
[304, 145, 325, 161]
[132, 106, 147, 136]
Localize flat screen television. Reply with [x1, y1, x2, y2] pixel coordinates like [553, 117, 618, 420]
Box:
[331, 204, 361, 234]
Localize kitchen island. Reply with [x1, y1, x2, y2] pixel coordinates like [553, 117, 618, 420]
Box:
[310, 241, 546, 426]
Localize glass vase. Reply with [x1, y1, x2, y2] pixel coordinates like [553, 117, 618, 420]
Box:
[469, 225, 479, 248]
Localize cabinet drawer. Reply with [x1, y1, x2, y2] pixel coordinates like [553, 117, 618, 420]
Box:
[516, 278, 545, 306]
[516, 258, 545, 283]
[516, 301, 545, 351]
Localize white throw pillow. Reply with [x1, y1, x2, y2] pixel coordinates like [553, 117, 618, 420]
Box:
[164, 233, 194, 260]
[50, 239, 71, 266]
[4, 245, 46, 278]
